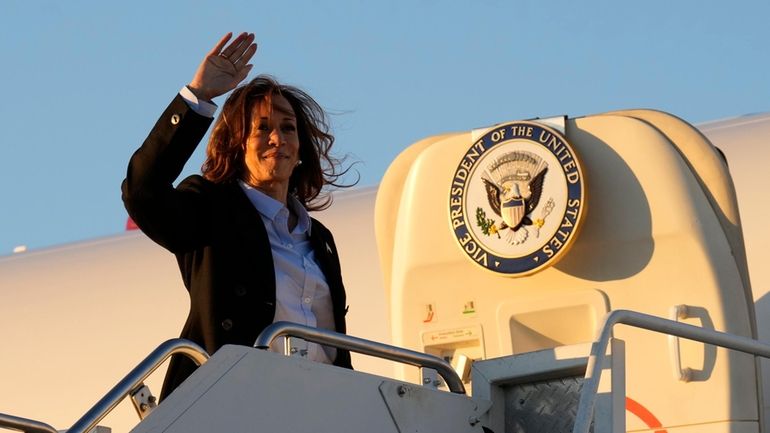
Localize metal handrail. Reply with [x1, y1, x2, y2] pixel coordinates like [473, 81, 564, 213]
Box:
[573, 309, 770, 433]
[254, 322, 466, 394]
[0, 412, 58, 433]
[67, 338, 209, 433]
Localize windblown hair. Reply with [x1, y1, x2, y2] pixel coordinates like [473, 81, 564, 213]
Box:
[202, 75, 354, 210]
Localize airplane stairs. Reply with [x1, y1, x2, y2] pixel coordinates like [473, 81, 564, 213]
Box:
[4, 313, 770, 433]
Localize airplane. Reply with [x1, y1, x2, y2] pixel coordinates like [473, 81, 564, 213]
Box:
[0, 108, 768, 433]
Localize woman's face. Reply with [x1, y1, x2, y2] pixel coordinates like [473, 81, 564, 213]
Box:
[243, 94, 300, 190]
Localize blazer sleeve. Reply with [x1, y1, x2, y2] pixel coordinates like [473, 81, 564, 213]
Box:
[122, 94, 216, 253]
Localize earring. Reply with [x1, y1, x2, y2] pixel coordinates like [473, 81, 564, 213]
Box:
[296, 160, 303, 167]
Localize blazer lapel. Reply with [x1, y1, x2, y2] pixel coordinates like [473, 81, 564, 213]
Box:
[310, 220, 345, 305]
[224, 182, 276, 303]
[309, 221, 335, 280]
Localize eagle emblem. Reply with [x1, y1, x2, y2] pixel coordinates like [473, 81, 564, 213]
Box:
[449, 120, 585, 275]
[481, 151, 548, 244]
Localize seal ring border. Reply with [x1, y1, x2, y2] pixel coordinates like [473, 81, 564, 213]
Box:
[448, 120, 588, 277]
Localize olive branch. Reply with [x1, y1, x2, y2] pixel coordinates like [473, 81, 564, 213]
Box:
[476, 207, 500, 238]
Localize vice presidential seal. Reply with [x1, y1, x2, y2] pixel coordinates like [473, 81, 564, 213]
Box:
[448, 121, 586, 276]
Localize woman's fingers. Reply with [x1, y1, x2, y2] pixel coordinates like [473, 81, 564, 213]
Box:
[226, 33, 256, 64]
[219, 32, 244, 58]
[220, 32, 252, 58]
[232, 42, 257, 69]
[207, 32, 233, 58]
[190, 32, 256, 100]
[214, 32, 256, 75]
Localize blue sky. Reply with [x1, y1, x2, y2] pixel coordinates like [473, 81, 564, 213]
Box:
[1, 0, 768, 254]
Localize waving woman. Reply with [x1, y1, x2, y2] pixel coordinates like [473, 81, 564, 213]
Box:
[122, 32, 352, 399]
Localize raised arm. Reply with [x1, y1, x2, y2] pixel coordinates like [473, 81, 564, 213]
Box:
[122, 32, 257, 253]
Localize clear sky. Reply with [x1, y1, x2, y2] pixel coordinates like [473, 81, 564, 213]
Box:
[1, 0, 768, 255]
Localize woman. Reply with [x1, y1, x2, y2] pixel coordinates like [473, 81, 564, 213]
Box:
[122, 32, 352, 400]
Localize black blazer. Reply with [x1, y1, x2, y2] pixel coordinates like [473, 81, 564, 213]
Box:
[122, 95, 351, 399]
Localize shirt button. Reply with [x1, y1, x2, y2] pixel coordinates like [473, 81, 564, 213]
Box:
[287, 244, 293, 249]
[303, 297, 311, 304]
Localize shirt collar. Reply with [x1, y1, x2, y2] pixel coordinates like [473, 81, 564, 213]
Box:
[238, 180, 312, 234]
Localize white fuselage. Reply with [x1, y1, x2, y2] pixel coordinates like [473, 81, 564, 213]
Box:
[0, 112, 768, 433]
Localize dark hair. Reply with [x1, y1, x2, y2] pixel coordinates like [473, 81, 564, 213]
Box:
[202, 75, 354, 210]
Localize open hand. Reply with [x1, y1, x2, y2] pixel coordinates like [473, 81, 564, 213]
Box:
[188, 32, 257, 101]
